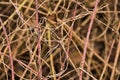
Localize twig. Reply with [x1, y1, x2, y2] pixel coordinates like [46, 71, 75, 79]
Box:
[0, 18, 14, 80]
[66, 0, 78, 59]
[99, 40, 115, 80]
[110, 23, 120, 80]
[79, 0, 99, 80]
[35, 0, 42, 79]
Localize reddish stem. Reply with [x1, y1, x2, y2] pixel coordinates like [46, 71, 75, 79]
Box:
[0, 18, 14, 80]
[79, 0, 99, 80]
[35, 0, 42, 79]
[66, 0, 78, 58]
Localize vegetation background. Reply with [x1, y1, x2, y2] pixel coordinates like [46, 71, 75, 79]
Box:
[0, 0, 120, 80]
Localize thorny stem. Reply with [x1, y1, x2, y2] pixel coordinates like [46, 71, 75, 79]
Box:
[79, 0, 99, 80]
[35, 0, 42, 79]
[0, 18, 14, 80]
